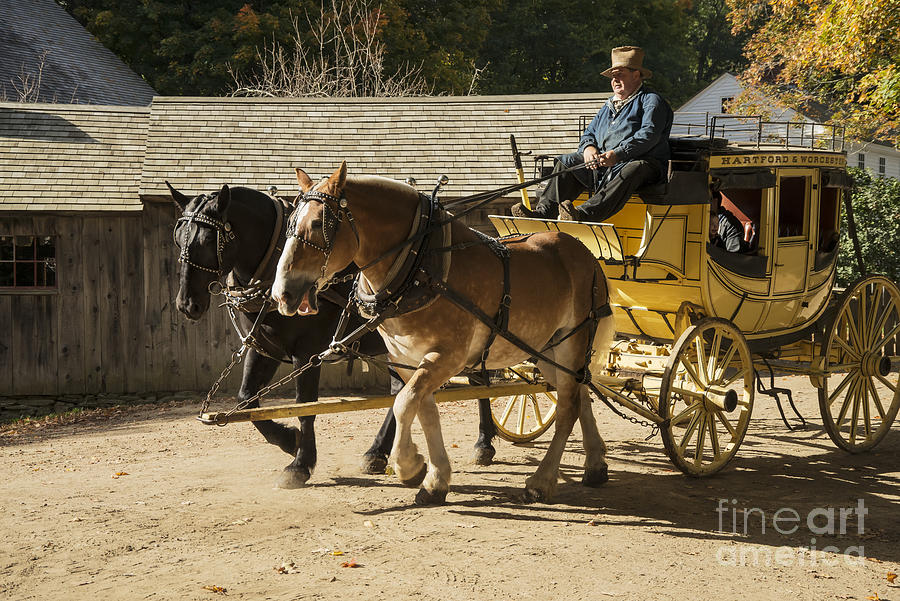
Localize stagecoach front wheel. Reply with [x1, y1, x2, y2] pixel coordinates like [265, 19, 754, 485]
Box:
[818, 275, 900, 453]
[659, 318, 754, 476]
[490, 391, 557, 443]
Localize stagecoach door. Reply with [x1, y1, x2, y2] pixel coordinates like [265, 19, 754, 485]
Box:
[771, 169, 817, 299]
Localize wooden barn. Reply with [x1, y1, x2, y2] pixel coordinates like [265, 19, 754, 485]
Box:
[0, 93, 608, 417]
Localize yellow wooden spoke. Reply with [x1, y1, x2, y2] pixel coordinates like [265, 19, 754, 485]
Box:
[871, 377, 891, 419]
[708, 412, 721, 458]
[499, 396, 517, 428]
[678, 409, 703, 452]
[713, 344, 738, 382]
[694, 336, 709, 385]
[708, 330, 723, 383]
[517, 394, 527, 435]
[849, 382, 862, 445]
[713, 407, 739, 438]
[875, 372, 898, 394]
[834, 335, 861, 361]
[833, 375, 858, 429]
[694, 412, 708, 466]
[861, 378, 873, 439]
[721, 367, 749, 388]
[671, 401, 701, 426]
[828, 369, 857, 406]
[868, 296, 896, 349]
[678, 355, 704, 389]
[842, 303, 864, 353]
[530, 395, 544, 428]
[873, 321, 900, 354]
[863, 285, 884, 347]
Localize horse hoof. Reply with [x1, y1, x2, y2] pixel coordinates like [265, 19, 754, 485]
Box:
[276, 466, 311, 489]
[582, 466, 609, 488]
[522, 487, 547, 504]
[472, 446, 496, 466]
[399, 463, 428, 488]
[361, 454, 388, 475]
[415, 487, 448, 506]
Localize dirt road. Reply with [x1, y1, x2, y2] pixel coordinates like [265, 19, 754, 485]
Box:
[2, 376, 899, 600]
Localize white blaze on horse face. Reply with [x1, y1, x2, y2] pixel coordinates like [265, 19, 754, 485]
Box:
[272, 202, 317, 316]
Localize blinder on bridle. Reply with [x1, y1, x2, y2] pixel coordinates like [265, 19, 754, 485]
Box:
[173, 193, 235, 280]
[286, 186, 358, 283]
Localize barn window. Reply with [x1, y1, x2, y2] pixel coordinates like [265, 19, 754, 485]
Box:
[879, 157, 886, 177]
[857, 153, 865, 169]
[0, 236, 56, 288]
[720, 97, 734, 113]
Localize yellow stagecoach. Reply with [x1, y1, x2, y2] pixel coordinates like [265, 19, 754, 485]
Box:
[491, 117, 900, 475]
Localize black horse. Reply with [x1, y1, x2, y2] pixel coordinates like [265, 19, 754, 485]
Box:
[168, 183, 497, 488]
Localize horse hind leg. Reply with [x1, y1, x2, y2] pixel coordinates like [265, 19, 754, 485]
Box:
[472, 397, 497, 466]
[581, 312, 616, 487]
[523, 368, 580, 503]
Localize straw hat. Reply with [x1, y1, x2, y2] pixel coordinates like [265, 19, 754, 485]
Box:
[601, 46, 652, 79]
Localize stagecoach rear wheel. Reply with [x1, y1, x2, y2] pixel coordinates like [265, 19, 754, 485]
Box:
[659, 318, 754, 477]
[490, 391, 557, 443]
[817, 275, 900, 453]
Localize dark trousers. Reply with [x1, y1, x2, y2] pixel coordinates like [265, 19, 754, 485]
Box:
[534, 151, 659, 222]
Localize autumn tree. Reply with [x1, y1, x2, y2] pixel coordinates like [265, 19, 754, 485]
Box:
[729, 0, 900, 146]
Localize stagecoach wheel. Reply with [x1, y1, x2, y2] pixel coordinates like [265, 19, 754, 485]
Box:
[817, 275, 900, 453]
[659, 318, 754, 477]
[490, 391, 557, 443]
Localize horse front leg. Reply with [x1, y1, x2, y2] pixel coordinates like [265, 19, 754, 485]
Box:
[361, 369, 403, 474]
[240, 350, 301, 457]
[277, 358, 322, 489]
[523, 364, 581, 503]
[390, 360, 453, 500]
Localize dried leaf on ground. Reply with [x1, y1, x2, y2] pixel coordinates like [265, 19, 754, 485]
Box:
[887, 572, 897, 584]
[202, 584, 227, 594]
[340, 559, 360, 568]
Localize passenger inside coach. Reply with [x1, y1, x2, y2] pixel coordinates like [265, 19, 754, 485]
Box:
[710, 190, 756, 253]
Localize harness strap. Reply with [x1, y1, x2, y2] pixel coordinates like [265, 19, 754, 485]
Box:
[475, 231, 512, 382]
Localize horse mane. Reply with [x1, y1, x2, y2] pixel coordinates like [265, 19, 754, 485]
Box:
[345, 174, 418, 202]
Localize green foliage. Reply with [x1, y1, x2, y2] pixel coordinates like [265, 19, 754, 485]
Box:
[476, 0, 695, 102]
[837, 168, 900, 285]
[57, 0, 752, 101]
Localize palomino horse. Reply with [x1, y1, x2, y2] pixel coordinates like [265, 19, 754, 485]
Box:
[168, 183, 501, 488]
[272, 163, 615, 504]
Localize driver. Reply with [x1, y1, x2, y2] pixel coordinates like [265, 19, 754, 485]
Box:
[512, 46, 673, 223]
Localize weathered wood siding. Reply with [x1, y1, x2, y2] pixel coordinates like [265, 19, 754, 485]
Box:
[1, 208, 388, 398]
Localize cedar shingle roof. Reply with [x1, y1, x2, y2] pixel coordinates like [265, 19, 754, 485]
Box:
[0, 102, 149, 211]
[140, 94, 610, 200]
[0, 0, 156, 106]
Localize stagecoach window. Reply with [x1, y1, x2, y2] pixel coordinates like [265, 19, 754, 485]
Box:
[0, 235, 57, 289]
[778, 176, 808, 238]
[818, 187, 840, 253]
[720, 188, 763, 253]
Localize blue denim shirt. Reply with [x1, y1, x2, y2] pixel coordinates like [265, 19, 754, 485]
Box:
[578, 88, 673, 183]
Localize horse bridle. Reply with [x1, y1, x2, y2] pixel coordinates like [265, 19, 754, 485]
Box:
[173, 193, 235, 277]
[287, 186, 359, 284]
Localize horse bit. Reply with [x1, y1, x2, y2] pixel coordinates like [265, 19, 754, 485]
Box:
[173, 193, 235, 282]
